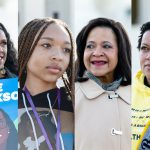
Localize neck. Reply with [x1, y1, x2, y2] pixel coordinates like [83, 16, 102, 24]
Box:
[145, 76, 150, 87]
[0, 68, 5, 78]
[0, 73, 4, 78]
[25, 75, 57, 96]
[98, 75, 114, 84]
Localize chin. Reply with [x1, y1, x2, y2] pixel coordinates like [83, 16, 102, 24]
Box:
[91, 71, 107, 77]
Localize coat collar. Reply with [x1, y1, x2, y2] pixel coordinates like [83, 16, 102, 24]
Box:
[78, 79, 131, 104]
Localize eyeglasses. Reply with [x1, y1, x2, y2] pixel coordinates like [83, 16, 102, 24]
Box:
[0, 118, 7, 129]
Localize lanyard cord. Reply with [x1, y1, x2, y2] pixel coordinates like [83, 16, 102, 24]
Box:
[23, 87, 61, 150]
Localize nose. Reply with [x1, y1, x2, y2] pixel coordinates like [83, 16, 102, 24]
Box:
[92, 46, 104, 57]
[51, 47, 63, 61]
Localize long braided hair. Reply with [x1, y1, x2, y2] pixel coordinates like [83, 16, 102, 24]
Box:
[18, 18, 75, 99]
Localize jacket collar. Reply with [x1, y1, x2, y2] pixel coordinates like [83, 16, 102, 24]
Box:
[79, 79, 131, 104]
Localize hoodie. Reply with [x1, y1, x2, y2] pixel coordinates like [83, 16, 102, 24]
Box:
[18, 87, 74, 150]
[132, 70, 150, 150]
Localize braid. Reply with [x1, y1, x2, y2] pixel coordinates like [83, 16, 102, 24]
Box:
[18, 18, 75, 101]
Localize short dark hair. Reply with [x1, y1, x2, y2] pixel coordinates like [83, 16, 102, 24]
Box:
[0, 23, 18, 76]
[0, 108, 18, 150]
[18, 18, 75, 99]
[137, 22, 150, 49]
[76, 18, 131, 85]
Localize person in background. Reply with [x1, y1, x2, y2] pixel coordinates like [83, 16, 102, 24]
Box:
[0, 23, 18, 78]
[132, 22, 150, 150]
[75, 18, 131, 150]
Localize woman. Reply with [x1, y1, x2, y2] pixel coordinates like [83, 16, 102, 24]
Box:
[132, 22, 150, 150]
[0, 109, 17, 150]
[18, 18, 75, 150]
[0, 23, 18, 78]
[75, 18, 131, 150]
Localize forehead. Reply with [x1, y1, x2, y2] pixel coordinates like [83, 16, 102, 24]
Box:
[0, 29, 6, 39]
[41, 23, 70, 42]
[87, 26, 116, 40]
[142, 30, 150, 43]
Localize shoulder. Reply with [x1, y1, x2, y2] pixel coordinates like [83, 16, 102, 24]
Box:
[116, 85, 131, 104]
[75, 79, 105, 100]
[59, 87, 74, 112]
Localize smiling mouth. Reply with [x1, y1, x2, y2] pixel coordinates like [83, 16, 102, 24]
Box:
[145, 64, 150, 69]
[0, 56, 4, 60]
[91, 60, 107, 66]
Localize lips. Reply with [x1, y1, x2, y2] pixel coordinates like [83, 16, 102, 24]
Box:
[91, 60, 107, 66]
[145, 64, 150, 69]
[46, 65, 62, 74]
[0, 53, 4, 60]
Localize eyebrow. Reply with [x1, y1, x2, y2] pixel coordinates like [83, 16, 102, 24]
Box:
[141, 43, 149, 46]
[86, 41, 111, 44]
[40, 37, 71, 45]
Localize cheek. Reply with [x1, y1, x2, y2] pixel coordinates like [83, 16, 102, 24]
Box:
[140, 54, 145, 68]
[83, 51, 89, 66]
[64, 55, 70, 69]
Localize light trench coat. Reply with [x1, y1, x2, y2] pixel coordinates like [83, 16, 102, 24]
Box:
[75, 79, 131, 150]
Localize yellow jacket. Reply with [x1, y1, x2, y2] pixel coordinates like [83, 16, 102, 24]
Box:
[132, 71, 150, 150]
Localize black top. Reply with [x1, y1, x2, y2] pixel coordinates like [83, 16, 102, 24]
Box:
[18, 87, 74, 150]
[18, 87, 73, 112]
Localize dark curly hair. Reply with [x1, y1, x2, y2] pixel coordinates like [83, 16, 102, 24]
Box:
[76, 18, 131, 85]
[137, 22, 150, 50]
[0, 23, 18, 76]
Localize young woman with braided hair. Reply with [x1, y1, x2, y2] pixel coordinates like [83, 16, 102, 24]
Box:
[18, 18, 75, 150]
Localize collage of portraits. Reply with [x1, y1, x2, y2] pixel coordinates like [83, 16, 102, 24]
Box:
[0, 0, 150, 150]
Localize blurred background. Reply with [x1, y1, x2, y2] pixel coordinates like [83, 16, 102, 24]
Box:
[0, 0, 18, 47]
[1, 0, 150, 79]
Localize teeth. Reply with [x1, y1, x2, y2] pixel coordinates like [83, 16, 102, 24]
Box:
[92, 61, 106, 64]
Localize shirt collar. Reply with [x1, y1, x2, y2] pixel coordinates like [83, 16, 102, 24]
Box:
[78, 79, 131, 104]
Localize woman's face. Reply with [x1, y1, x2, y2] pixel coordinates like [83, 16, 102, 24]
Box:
[140, 30, 150, 83]
[26, 23, 71, 86]
[0, 30, 7, 69]
[84, 27, 118, 83]
[0, 111, 9, 145]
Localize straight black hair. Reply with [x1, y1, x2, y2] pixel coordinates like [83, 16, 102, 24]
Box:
[138, 22, 150, 50]
[76, 18, 131, 85]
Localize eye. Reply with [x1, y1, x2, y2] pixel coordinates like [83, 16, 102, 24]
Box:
[140, 46, 149, 51]
[0, 41, 7, 47]
[103, 44, 112, 49]
[86, 44, 95, 49]
[41, 43, 52, 48]
[63, 48, 71, 53]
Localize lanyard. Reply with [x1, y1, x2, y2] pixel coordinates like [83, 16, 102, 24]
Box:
[23, 87, 61, 150]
